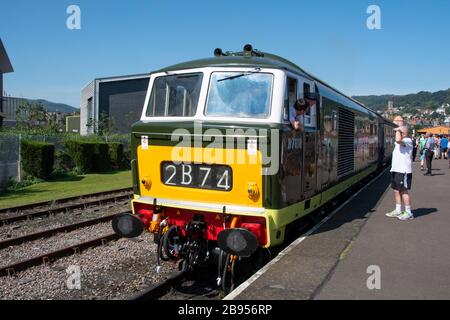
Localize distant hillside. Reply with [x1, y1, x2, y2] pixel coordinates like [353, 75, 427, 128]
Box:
[27, 99, 78, 113]
[352, 88, 450, 112]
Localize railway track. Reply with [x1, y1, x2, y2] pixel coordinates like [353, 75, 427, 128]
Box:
[0, 189, 132, 226]
[0, 188, 179, 299]
[0, 187, 132, 214]
[130, 271, 188, 300]
[0, 211, 128, 250]
[130, 268, 221, 300]
[0, 188, 135, 278]
[0, 232, 120, 277]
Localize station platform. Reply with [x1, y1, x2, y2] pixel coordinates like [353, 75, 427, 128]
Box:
[226, 159, 450, 300]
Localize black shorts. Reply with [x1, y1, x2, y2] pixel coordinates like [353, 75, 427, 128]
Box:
[391, 172, 412, 191]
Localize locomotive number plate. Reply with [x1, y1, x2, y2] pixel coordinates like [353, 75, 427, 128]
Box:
[161, 162, 232, 191]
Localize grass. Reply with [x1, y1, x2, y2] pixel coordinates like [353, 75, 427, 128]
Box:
[0, 170, 132, 210]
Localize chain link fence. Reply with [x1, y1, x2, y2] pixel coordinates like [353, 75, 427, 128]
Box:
[0, 133, 130, 190]
[0, 134, 20, 190]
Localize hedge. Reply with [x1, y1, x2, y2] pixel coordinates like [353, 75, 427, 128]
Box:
[20, 140, 54, 179]
[93, 142, 111, 172]
[65, 140, 96, 173]
[54, 151, 75, 173]
[108, 142, 124, 169]
[65, 140, 115, 173]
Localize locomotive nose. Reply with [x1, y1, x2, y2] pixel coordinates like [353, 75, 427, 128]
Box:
[112, 213, 144, 238]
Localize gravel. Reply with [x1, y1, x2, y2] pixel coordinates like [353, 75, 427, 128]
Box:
[0, 190, 180, 300]
[0, 234, 178, 300]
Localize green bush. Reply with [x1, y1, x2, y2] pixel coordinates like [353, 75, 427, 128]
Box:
[93, 142, 111, 172]
[54, 151, 75, 173]
[65, 140, 95, 173]
[20, 140, 55, 179]
[108, 142, 124, 169]
[122, 149, 131, 169]
[6, 176, 43, 193]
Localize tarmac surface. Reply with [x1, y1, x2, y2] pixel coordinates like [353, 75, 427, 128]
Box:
[230, 159, 450, 300]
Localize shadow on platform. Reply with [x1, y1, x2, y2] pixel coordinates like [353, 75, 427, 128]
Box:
[413, 207, 438, 218]
[311, 170, 392, 236]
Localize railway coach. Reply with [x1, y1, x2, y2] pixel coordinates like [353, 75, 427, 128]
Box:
[112, 44, 396, 287]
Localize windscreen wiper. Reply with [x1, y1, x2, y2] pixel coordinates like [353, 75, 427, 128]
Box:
[217, 68, 261, 82]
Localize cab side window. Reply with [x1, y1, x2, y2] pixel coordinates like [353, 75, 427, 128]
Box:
[284, 77, 297, 121]
[303, 82, 317, 128]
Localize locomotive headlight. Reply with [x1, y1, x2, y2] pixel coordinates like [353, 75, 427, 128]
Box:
[217, 228, 259, 257]
[243, 44, 253, 52]
[247, 182, 260, 201]
[112, 213, 144, 238]
[141, 176, 152, 190]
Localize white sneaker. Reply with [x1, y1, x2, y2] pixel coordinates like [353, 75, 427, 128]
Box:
[386, 210, 401, 218]
[397, 211, 414, 221]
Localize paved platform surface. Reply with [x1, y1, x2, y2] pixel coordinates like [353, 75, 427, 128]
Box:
[230, 159, 450, 300]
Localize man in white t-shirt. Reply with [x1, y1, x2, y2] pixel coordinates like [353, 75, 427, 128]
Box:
[386, 126, 414, 221]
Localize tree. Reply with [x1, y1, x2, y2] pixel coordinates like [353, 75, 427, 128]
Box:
[445, 107, 450, 115]
[86, 112, 117, 136]
[412, 124, 424, 131]
[430, 112, 445, 120]
[15, 101, 48, 130]
[46, 112, 65, 133]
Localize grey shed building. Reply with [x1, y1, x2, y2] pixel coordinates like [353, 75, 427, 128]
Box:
[80, 73, 150, 135]
[0, 38, 14, 127]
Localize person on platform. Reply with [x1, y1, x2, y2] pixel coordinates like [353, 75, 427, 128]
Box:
[433, 135, 440, 160]
[423, 132, 436, 176]
[419, 134, 427, 170]
[448, 147, 450, 169]
[440, 135, 448, 160]
[386, 126, 414, 221]
[412, 135, 418, 162]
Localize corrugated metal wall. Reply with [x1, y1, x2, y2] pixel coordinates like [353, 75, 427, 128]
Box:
[98, 78, 149, 134]
[80, 80, 95, 135]
[2, 97, 27, 127]
[80, 76, 150, 135]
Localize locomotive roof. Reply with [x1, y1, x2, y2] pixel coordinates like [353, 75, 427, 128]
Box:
[155, 54, 301, 74]
[154, 52, 390, 122]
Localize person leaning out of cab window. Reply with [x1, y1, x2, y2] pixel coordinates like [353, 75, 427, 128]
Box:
[289, 92, 317, 131]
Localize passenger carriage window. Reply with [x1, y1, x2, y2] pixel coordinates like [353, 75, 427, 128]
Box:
[146, 73, 203, 117]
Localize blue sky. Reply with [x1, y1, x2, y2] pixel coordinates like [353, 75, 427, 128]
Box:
[1, 0, 450, 108]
